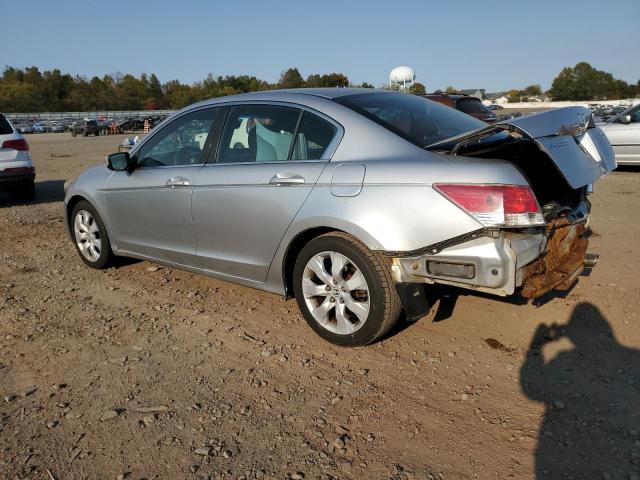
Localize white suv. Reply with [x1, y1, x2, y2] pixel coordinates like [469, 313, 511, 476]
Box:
[0, 114, 35, 202]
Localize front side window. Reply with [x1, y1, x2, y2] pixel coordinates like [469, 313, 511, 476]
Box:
[335, 92, 485, 147]
[218, 105, 301, 164]
[138, 108, 218, 167]
[291, 112, 338, 160]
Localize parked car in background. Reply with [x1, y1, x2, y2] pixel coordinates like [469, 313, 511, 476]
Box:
[17, 124, 34, 134]
[0, 114, 36, 202]
[33, 121, 51, 133]
[487, 104, 504, 110]
[421, 93, 498, 122]
[64, 89, 614, 346]
[599, 103, 640, 165]
[71, 120, 100, 137]
[50, 122, 66, 133]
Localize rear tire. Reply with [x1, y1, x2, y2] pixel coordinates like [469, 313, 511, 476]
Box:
[71, 130, 77, 137]
[70, 200, 113, 269]
[11, 179, 36, 203]
[293, 232, 401, 346]
[82, 130, 88, 137]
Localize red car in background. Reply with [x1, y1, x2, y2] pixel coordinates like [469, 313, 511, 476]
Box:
[420, 93, 498, 123]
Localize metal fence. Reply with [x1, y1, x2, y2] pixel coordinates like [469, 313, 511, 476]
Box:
[5, 110, 176, 122]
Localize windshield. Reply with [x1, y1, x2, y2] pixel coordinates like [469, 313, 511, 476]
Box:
[334, 92, 486, 147]
[457, 98, 492, 115]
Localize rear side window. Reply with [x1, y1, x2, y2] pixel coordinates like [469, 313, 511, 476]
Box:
[456, 98, 491, 115]
[218, 105, 301, 164]
[0, 115, 14, 135]
[291, 112, 337, 160]
[336, 92, 485, 147]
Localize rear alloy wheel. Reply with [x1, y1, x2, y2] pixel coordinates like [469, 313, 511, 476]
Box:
[293, 232, 401, 346]
[71, 201, 113, 269]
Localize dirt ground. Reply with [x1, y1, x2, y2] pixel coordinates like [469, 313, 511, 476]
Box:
[1, 133, 639, 480]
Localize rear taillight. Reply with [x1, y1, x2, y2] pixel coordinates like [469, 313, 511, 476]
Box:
[434, 184, 545, 227]
[4, 166, 34, 174]
[2, 139, 29, 151]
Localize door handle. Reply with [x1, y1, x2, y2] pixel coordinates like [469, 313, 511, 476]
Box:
[165, 177, 190, 188]
[269, 173, 305, 186]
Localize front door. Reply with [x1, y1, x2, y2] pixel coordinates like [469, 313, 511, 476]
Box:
[191, 105, 340, 281]
[106, 107, 220, 264]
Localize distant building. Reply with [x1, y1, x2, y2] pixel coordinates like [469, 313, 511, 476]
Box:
[484, 91, 509, 105]
[458, 88, 484, 99]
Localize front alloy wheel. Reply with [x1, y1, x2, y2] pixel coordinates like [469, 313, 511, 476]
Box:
[71, 200, 113, 269]
[74, 210, 102, 262]
[293, 232, 401, 346]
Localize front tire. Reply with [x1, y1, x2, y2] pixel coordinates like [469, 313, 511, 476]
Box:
[71, 201, 113, 269]
[293, 232, 401, 346]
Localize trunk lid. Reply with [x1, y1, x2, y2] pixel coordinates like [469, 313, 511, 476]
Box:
[429, 106, 616, 189]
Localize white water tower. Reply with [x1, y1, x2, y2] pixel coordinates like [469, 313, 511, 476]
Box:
[390, 66, 415, 91]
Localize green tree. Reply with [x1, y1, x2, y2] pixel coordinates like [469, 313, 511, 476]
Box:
[278, 68, 304, 89]
[409, 82, 426, 94]
[549, 62, 629, 100]
[523, 84, 542, 97]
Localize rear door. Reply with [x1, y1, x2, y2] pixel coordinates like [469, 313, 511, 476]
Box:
[191, 104, 340, 281]
[106, 107, 221, 264]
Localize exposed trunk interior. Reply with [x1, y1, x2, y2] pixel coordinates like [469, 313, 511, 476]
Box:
[454, 135, 586, 219]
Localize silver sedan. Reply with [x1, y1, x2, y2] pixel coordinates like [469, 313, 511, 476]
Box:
[64, 89, 615, 346]
[599, 103, 640, 165]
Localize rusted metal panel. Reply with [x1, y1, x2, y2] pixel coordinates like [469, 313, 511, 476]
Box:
[520, 217, 588, 299]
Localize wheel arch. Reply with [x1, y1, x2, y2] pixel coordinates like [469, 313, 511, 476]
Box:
[282, 227, 342, 298]
[65, 194, 87, 238]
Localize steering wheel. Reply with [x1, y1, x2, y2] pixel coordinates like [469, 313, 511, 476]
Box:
[175, 146, 203, 165]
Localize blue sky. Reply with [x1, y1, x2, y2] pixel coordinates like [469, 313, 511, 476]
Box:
[2, 0, 638, 92]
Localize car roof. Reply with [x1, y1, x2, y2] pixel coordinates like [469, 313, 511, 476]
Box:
[189, 88, 401, 110]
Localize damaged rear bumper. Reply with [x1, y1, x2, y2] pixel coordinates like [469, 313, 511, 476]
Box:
[390, 201, 593, 301]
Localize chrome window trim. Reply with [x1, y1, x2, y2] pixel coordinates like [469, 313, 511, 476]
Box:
[134, 163, 205, 171]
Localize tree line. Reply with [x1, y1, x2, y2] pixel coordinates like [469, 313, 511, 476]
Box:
[0, 67, 371, 113]
[0, 62, 637, 112]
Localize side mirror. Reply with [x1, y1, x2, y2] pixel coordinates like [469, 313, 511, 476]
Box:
[619, 114, 631, 125]
[106, 152, 134, 171]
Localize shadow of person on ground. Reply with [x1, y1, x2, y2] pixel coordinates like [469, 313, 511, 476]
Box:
[520, 303, 640, 479]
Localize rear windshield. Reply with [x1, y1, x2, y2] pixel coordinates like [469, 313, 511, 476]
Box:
[0, 115, 14, 135]
[334, 92, 485, 147]
[456, 98, 492, 115]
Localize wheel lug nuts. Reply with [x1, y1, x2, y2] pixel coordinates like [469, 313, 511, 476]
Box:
[325, 286, 331, 292]
[339, 298, 345, 304]
[329, 297, 336, 303]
